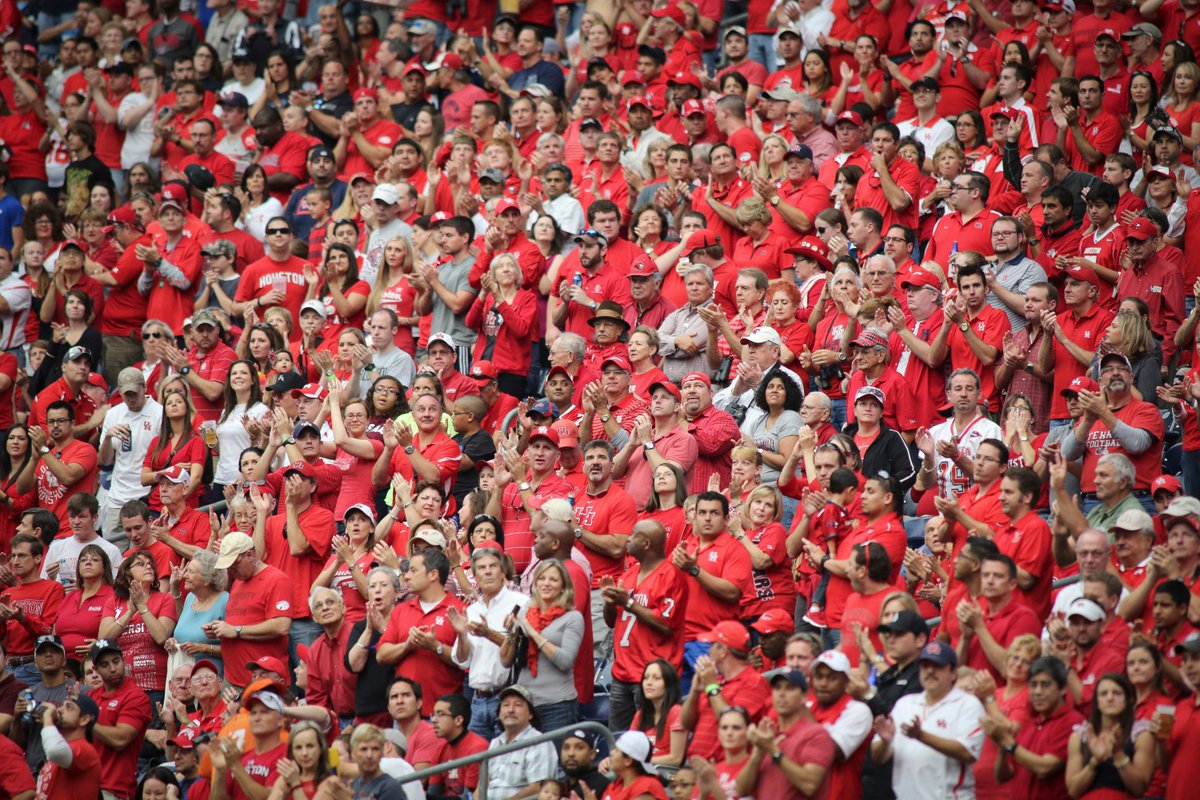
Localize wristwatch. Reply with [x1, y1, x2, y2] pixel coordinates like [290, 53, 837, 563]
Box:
[283, 436, 296, 445]
[958, 321, 970, 332]
[518, 481, 531, 491]
[643, 442, 656, 452]
[404, 445, 415, 455]
[770, 196, 781, 207]
[180, 366, 192, 376]
[574, 527, 584, 540]
[1003, 741, 1017, 755]
[772, 750, 784, 765]
[235, 625, 243, 639]
[435, 644, 444, 655]
[837, 353, 847, 363]
[599, 413, 611, 423]
[687, 565, 701, 577]
[39, 446, 50, 455]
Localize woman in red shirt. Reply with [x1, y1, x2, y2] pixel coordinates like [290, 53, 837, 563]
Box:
[804, 267, 860, 428]
[464, 253, 538, 398]
[0, 426, 34, 552]
[974, 634, 1040, 800]
[630, 659, 686, 767]
[1164, 62, 1200, 164]
[628, 327, 670, 402]
[237, 320, 288, 388]
[329, 386, 385, 520]
[54, 544, 115, 658]
[713, 707, 753, 800]
[366, 237, 423, 356]
[731, 485, 794, 620]
[830, 35, 891, 116]
[140, 388, 205, 511]
[264, 721, 335, 800]
[632, 206, 675, 259]
[98, 552, 178, 700]
[315, 508, 375, 625]
[766, 280, 814, 368]
[801, 49, 837, 107]
[309, 243, 370, 345]
[639, 462, 690, 557]
[1128, 642, 1172, 798]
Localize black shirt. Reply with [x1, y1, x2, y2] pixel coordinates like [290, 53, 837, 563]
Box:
[390, 101, 425, 133]
[344, 618, 390, 716]
[862, 658, 922, 800]
[311, 91, 354, 147]
[452, 429, 496, 505]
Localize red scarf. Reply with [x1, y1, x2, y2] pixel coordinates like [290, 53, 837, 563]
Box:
[525, 605, 568, 677]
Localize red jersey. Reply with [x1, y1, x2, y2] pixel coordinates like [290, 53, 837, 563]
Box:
[573, 484, 638, 586]
[1012, 704, 1086, 800]
[741, 522, 795, 619]
[612, 560, 690, 682]
[0, 579, 63, 657]
[35, 737, 98, 800]
[853, 156, 921, 233]
[235, 255, 312, 341]
[36, 439, 98, 532]
[342, 117, 403, 179]
[380, 593, 466, 716]
[262, 504, 335, 618]
[258, 132, 310, 203]
[222, 564, 293, 687]
[889, 311, 947, 427]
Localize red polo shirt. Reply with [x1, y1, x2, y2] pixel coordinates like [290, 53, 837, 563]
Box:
[688, 665, 772, 759]
[853, 156, 921, 233]
[262, 503, 334, 618]
[223, 564, 292, 687]
[573, 483, 638, 586]
[680, 531, 753, 640]
[1049, 302, 1113, 419]
[1012, 703, 1086, 800]
[993, 510, 1055, 619]
[924, 209, 1001, 270]
[845, 368, 920, 433]
[690, 176, 753, 254]
[946, 304, 1011, 412]
[380, 593, 466, 716]
[389, 430, 463, 498]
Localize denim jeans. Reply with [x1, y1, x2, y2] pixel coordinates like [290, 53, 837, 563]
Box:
[748, 33, 777, 72]
[681, 640, 711, 696]
[830, 398, 847, 433]
[469, 693, 501, 741]
[535, 699, 578, 738]
[608, 679, 641, 732]
[821, 627, 842, 651]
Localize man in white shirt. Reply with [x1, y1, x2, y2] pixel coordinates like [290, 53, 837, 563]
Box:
[809, 650, 873, 767]
[870, 640, 985, 800]
[448, 543, 530, 741]
[895, 78, 954, 162]
[42, 494, 124, 585]
[913, 368, 1002, 500]
[97, 368, 162, 549]
[364, 183, 415, 281]
[527, 164, 585, 246]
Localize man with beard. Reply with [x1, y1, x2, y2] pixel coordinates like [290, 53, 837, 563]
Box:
[552, 229, 634, 339]
[559, 730, 610, 798]
[200, 192, 263, 270]
[1044, 597, 1127, 708]
[1061, 352, 1163, 515]
[32, 694, 100, 800]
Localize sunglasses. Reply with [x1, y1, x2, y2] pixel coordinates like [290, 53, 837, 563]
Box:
[266, 227, 291, 235]
[142, 332, 166, 340]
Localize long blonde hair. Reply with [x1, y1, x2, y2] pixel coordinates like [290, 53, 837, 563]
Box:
[529, 559, 575, 610]
[366, 236, 416, 314]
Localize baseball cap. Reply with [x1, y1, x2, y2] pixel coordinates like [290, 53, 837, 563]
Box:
[613, 731, 657, 776]
[219, 91, 249, 109]
[350, 172, 377, 186]
[60, 239, 85, 254]
[901, 269, 940, 290]
[698, 620, 751, 652]
[159, 183, 188, 214]
[494, 197, 521, 215]
[293, 383, 328, 401]
[190, 659, 221, 678]
[90, 639, 122, 661]
[479, 168, 505, 185]
[651, 5, 686, 25]
[724, 25, 748, 40]
[1063, 263, 1101, 287]
[428, 332, 456, 350]
[579, 117, 605, 131]
[990, 105, 1019, 120]
[764, 668, 808, 691]
[469, 361, 498, 382]
[761, 87, 801, 103]
[945, 9, 970, 23]
[411, 525, 447, 548]
[266, 372, 306, 394]
[835, 110, 865, 127]
[246, 690, 287, 713]
[1153, 475, 1183, 494]
[1163, 495, 1200, 520]
[785, 143, 814, 161]
[601, 355, 632, 372]
[648, 381, 681, 401]
[621, 70, 646, 86]
[1181, 632, 1200, 654]
[855, 386, 886, 406]
[283, 461, 318, 482]
[87, 372, 107, 392]
[686, 229, 720, 252]
[498, 684, 535, 707]
[563, 728, 600, 749]
[1041, 0, 1076, 11]
[292, 420, 321, 439]
[918, 640, 957, 667]
[682, 371, 712, 388]
[407, 18, 437, 35]
[1124, 22, 1163, 40]
[1100, 352, 1132, 371]
[529, 425, 561, 447]
[372, 184, 400, 205]
[1110, 508, 1155, 533]
[626, 95, 652, 111]
[551, 420, 579, 449]
[740, 327, 782, 346]
[1061, 375, 1099, 396]
[910, 77, 941, 93]
[1066, 597, 1106, 622]
[116, 367, 146, 393]
[192, 309, 221, 330]
[528, 398, 559, 419]
[813, 649, 852, 677]
[667, 70, 702, 89]
[300, 299, 328, 319]
[170, 726, 200, 749]
[184, 164, 215, 192]
[247, 655, 289, 677]
[214, 532, 256, 569]
[878, 610, 930, 636]
[681, 99, 705, 118]
[35, 634, 66, 654]
[751, 608, 795, 635]
[545, 365, 574, 384]
[1146, 164, 1175, 182]
[105, 206, 144, 233]
[574, 228, 609, 246]
[343, 503, 376, 524]
[159, 464, 190, 485]
[62, 345, 92, 364]
[1154, 126, 1184, 143]
[627, 254, 657, 278]
[1125, 217, 1158, 240]
[1095, 27, 1119, 41]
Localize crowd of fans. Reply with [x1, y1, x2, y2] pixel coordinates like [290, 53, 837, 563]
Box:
[0, 0, 1200, 798]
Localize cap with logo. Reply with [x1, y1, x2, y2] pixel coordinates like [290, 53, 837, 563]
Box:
[1125, 217, 1158, 240]
[750, 608, 795, 635]
[1153, 475, 1183, 495]
[159, 464, 191, 485]
[681, 99, 705, 118]
[266, 372, 306, 394]
[855, 386, 887, 406]
[1066, 597, 1106, 622]
[529, 425, 561, 447]
[648, 381, 682, 401]
[90, 638, 123, 661]
[784, 235, 830, 269]
[35, 634, 66, 654]
[901, 269, 940, 290]
[878, 610, 929, 636]
[1061, 375, 1099, 396]
[343, 503, 376, 524]
[740, 327, 782, 346]
[813, 649, 853, 677]
[372, 184, 401, 205]
[918, 640, 958, 667]
[601, 355, 632, 373]
[852, 329, 889, 350]
[698, 620, 751, 652]
[551, 420, 579, 449]
[835, 110, 865, 127]
[469, 361, 498, 383]
[299, 299, 328, 320]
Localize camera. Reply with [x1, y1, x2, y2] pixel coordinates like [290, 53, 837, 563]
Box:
[815, 363, 844, 391]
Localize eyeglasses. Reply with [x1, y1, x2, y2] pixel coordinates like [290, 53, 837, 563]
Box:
[974, 454, 1002, 463]
[991, 230, 1019, 237]
[191, 674, 218, 684]
[142, 332, 165, 340]
[950, 184, 971, 192]
[266, 228, 291, 235]
[883, 236, 908, 244]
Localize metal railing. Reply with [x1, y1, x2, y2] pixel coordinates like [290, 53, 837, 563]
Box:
[394, 720, 617, 800]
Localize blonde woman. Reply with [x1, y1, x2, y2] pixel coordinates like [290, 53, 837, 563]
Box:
[366, 237, 423, 355]
[757, 134, 791, 181]
[464, 253, 538, 397]
[730, 485, 794, 620]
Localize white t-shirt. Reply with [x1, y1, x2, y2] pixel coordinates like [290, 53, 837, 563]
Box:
[818, 696, 874, 759]
[42, 535, 124, 583]
[213, 401, 270, 485]
[879, 687, 985, 800]
[925, 414, 1003, 498]
[99, 397, 164, 504]
[238, 197, 285, 242]
[220, 78, 265, 108]
[118, 92, 157, 169]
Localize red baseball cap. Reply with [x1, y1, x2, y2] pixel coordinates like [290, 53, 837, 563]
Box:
[246, 655, 288, 676]
[686, 229, 720, 252]
[493, 197, 521, 216]
[622, 70, 646, 85]
[87, 372, 108, 391]
[681, 99, 705, 117]
[652, 5, 687, 25]
[835, 110, 864, 126]
[529, 425, 561, 447]
[1125, 217, 1158, 240]
[681, 371, 712, 388]
[699, 620, 751, 651]
[601, 355, 632, 372]
[293, 383, 329, 401]
[159, 464, 190, 485]
[1063, 263, 1100, 287]
[105, 206, 144, 234]
[627, 254, 657, 278]
[627, 95, 652, 111]
[668, 71, 702, 90]
[901, 269, 941, 290]
[1061, 375, 1099, 396]
[751, 608, 795, 635]
[1096, 27, 1119, 41]
[546, 365, 574, 382]
[785, 235, 831, 270]
[283, 461, 318, 481]
[170, 726, 199, 749]
[648, 380, 681, 401]
[1154, 475, 1183, 494]
[159, 184, 188, 214]
[990, 105, 1019, 120]
[352, 87, 378, 102]
[469, 360, 498, 382]
[551, 420, 579, 448]
[349, 172, 377, 186]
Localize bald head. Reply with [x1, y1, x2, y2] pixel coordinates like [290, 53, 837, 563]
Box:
[1074, 528, 1110, 574]
[535, 520, 575, 560]
[628, 519, 666, 561]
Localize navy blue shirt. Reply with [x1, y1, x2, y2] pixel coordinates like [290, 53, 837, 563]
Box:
[507, 60, 566, 99]
[285, 179, 349, 243]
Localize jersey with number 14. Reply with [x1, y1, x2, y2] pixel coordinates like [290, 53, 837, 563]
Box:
[611, 560, 690, 683]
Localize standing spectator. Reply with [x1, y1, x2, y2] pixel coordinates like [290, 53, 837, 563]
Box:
[859, 611, 929, 800]
[206, 532, 292, 688]
[0, 534, 64, 686]
[870, 641, 986, 800]
[97, 369, 162, 543]
[680, 621, 771, 760]
[345, 568, 402, 727]
[89, 639, 152, 800]
[934, 260, 1013, 414]
[955, 553, 1042, 681]
[32, 694, 101, 800]
[40, 497, 121, 585]
[233, 220, 311, 340]
[301, 587, 355, 724]
[680, 373, 740, 495]
[97, 552, 178, 703]
[430, 694, 489, 798]
[807, 649, 873, 799]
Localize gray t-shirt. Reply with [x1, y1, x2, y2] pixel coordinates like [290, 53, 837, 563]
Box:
[431, 254, 480, 348]
[352, 772, 408, 800]
[987, 256, 1046, 332]
[742, 408, 803, 485]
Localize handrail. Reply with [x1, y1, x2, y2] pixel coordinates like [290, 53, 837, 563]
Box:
[922, 572, 1082, 628]
[393, 720, 617, 799]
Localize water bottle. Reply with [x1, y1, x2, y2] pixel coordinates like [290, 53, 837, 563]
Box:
[19, 690, 34, 726]
[57, 560, 70, 587]
[572, 273, 583, 288]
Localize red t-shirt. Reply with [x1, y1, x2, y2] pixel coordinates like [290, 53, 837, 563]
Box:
[101, 592, 179, 692]
[342, 118, 403, 179]
[103, 234, 152, 337]
[993, 511, 1055, 619]
[0, 578, 64, 657]
[840, 587, 890, 669]
[924, 209, 1001, 270]
[1012, 704, 1085, 800]
[854, 156, 921, 233]
[946, 304, 1012, 412]
[235, 255, 312, 341]
[1049, 303, 1114, 419]
[826, 513, 906, 628]
[612, 560, 690, 683]
[146, 233, 203, 333]
[498, 473, 573, 573]
[34, 737, 99, 800]
[228, 742, 288, 800]
[30, 379, 98, 430]
[187, 342, 237, 423]
[262, 503, 335, 617]
[36, 439, 98, 532]
[258, 132, 310, 203]
[379, 594, 466, 716]
[92, 677, 152, 796]
[223, 564, 293, 687]
[963, 597, 1042, 681]
[742, 522, 795, 619]
[1079, 400, 1164, 492]
[845, 368, 920, 433]
[573, 485, 638, 586]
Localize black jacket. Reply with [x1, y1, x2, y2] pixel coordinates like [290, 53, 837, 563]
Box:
[842, 421, 918, 494]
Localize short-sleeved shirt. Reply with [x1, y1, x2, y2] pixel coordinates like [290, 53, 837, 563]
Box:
[379, 594, 466, 716]
[946, 304, 1011, 412]
[222, 564, 293, 687]
[234, 255, 312, 341]
[680, 531, 753, 640]
[36, 439, 97, 532]
[101, 592, 179, 692]
[1011, 703, 1086, 800]
[388, 431, 463, 499]
[258, 132, 310, 202]
[993, 511, 1055, 619]
[885, 688, 986, 800]
[228, 742, 288, 800]
[431, 255, 479, 347]
[612, 560, 690, 683]
[689, 666, 772, 760]
[34, 737, 98, 800]
[262, 503, 335, 618]
[845, 368, 920, 434]
[749, 715, 836, 800]
[962, 597, 1042, 681]
[1049, 302, 1113, 419]
[188, 342, 238, 423]
[91, 677, 152, 796]
[573, 484, 639, 586]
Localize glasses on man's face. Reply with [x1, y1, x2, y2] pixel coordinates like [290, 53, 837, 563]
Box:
[950, 184, 971, 192]
[266, 227, 291, 236]
[143, 332, 165, 340]
[191, 674, 218, 684]
[883, 236, 908, 244]
[991, 229, 1019, 238]
[975, 453, 1002, 463]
